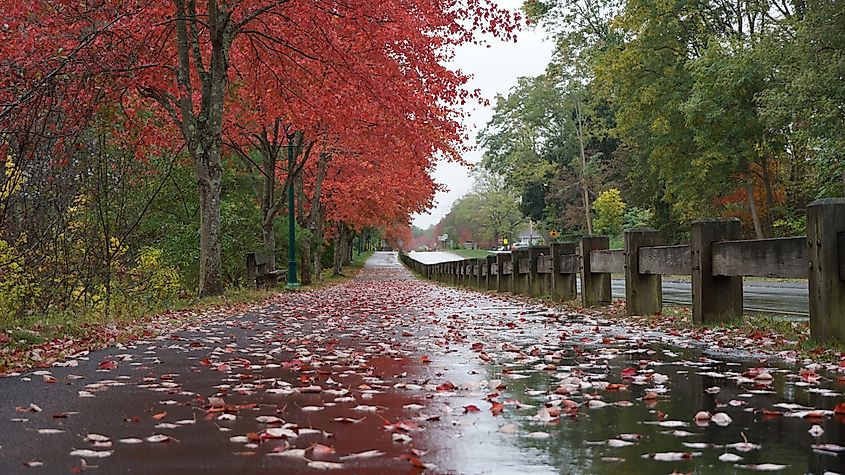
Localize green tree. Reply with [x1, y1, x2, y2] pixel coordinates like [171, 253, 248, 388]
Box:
[592, 188, 625, 236]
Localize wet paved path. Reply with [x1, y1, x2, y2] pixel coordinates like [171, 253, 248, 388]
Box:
[1, 252, 844, 474]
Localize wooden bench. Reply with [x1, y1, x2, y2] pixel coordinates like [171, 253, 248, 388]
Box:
[246, 252, 286, 289]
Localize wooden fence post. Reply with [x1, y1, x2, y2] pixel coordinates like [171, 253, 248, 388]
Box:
[808, 198, 845, 342]
[550, 242, 577, 301]
[624, 228, 663, 316]
[529, 246, 549, 297]
[497, 252, 511, 292]
[512, 249, 529, 295]
[485, 255, 496, 290]
[473, 258, 481, 288]
[580, 236, 611, 307]
[691, 218, 743, 323]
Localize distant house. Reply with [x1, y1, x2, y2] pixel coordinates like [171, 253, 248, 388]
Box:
[517, 231, 542, 247]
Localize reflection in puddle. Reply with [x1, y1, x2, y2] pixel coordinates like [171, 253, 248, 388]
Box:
[420, 287, 845, 474]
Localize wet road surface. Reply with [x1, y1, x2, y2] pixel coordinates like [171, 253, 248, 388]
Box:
[407, 251, 463, 265]
[1, 252, 842, 474]
[611, 279, 810, 318]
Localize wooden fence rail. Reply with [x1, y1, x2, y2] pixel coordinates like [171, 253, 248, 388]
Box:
[399, 198, 845, 342]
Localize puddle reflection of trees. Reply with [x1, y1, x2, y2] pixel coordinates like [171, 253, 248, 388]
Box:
[487, 341, 845, 474]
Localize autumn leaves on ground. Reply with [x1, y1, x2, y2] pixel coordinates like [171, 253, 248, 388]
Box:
[2, 253, 845, 474]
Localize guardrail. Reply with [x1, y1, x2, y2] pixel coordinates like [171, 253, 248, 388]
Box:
[399, 198, 845, 342]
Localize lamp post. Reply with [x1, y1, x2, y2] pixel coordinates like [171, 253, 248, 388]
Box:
[286, 143, 299, 289]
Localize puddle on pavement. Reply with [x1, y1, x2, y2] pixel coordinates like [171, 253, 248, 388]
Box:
[419, 288, 845, 475]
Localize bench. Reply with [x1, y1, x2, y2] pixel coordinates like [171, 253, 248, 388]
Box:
[246, 251, 286, 289]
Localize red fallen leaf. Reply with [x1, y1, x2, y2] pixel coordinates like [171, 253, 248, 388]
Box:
[98, 360, 117, 370]
[402, 331, 413, 337]
[436, 381, 455, 392]
[463, 405, 480, 414]
[801, 369, 819, 382]
[490, 402, 505, 416]
[761, 409, 784, 418]
[420, 356, 431, 364]
[0, 332, 9, 343]
[621, 367, 637, 378]
[478, 352, 491, 362]
[804, 411, 826, 420]
[748, 330, 766, 340]
[42, 375, 57, 383]
[400, 454, 426, 469]
[247, 432, 262, 442]
[606, 383, 628, 391]
[471, 342, 484, 351]
[834, 402, 845, 415]
[124, 415, 140, 423]
[52, 412, 67, 418]
[199, 358, 212, 366]
[152, 412, 167, 420]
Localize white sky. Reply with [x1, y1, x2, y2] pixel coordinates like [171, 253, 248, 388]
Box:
[411, 1, 554, 229]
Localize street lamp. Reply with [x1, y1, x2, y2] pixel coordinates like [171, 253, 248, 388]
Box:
[286, 143, 299, 289]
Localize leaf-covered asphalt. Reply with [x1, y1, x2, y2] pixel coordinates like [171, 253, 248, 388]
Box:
[2, 252, 845, 474]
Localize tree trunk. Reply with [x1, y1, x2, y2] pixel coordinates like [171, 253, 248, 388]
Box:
[575, 98, 593, 234]
[333, 223, 347, 276]
[745, 179, 765, 239]
[309, 153, 329, 281]
[197, 157, 223, 296]
[313, 215, 324, 281]
[300, 240, 312, 285]
[759, 155, 777, 232]
[261, 218, 275, 268]
[260, 132, 277, 270]
[294, 172, 311, 285]
[166, 0, 232, 296]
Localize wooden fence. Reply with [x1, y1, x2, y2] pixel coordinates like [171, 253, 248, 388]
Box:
[399, 198, 845, 342]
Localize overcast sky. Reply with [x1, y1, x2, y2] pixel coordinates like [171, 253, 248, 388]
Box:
[410, 1, 555, 229]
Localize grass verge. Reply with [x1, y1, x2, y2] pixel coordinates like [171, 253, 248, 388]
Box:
[451, 249, 494, 259]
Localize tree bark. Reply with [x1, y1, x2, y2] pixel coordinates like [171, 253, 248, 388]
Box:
[575, 98, 593, 235]
[745, 179, 765, 239]
[333, 223, 347, 276]
[197, 152, 224, 296]
[259, 125, 279, 270]
[759, 155, 777, 232]
[309, 153, 329, 281]
[296, 173, 312, 285]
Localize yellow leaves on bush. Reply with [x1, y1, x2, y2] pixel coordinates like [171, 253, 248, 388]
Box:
[0, 239, 40, 321]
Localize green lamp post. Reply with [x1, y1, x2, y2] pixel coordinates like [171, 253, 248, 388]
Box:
[286, 143, 299, 289]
